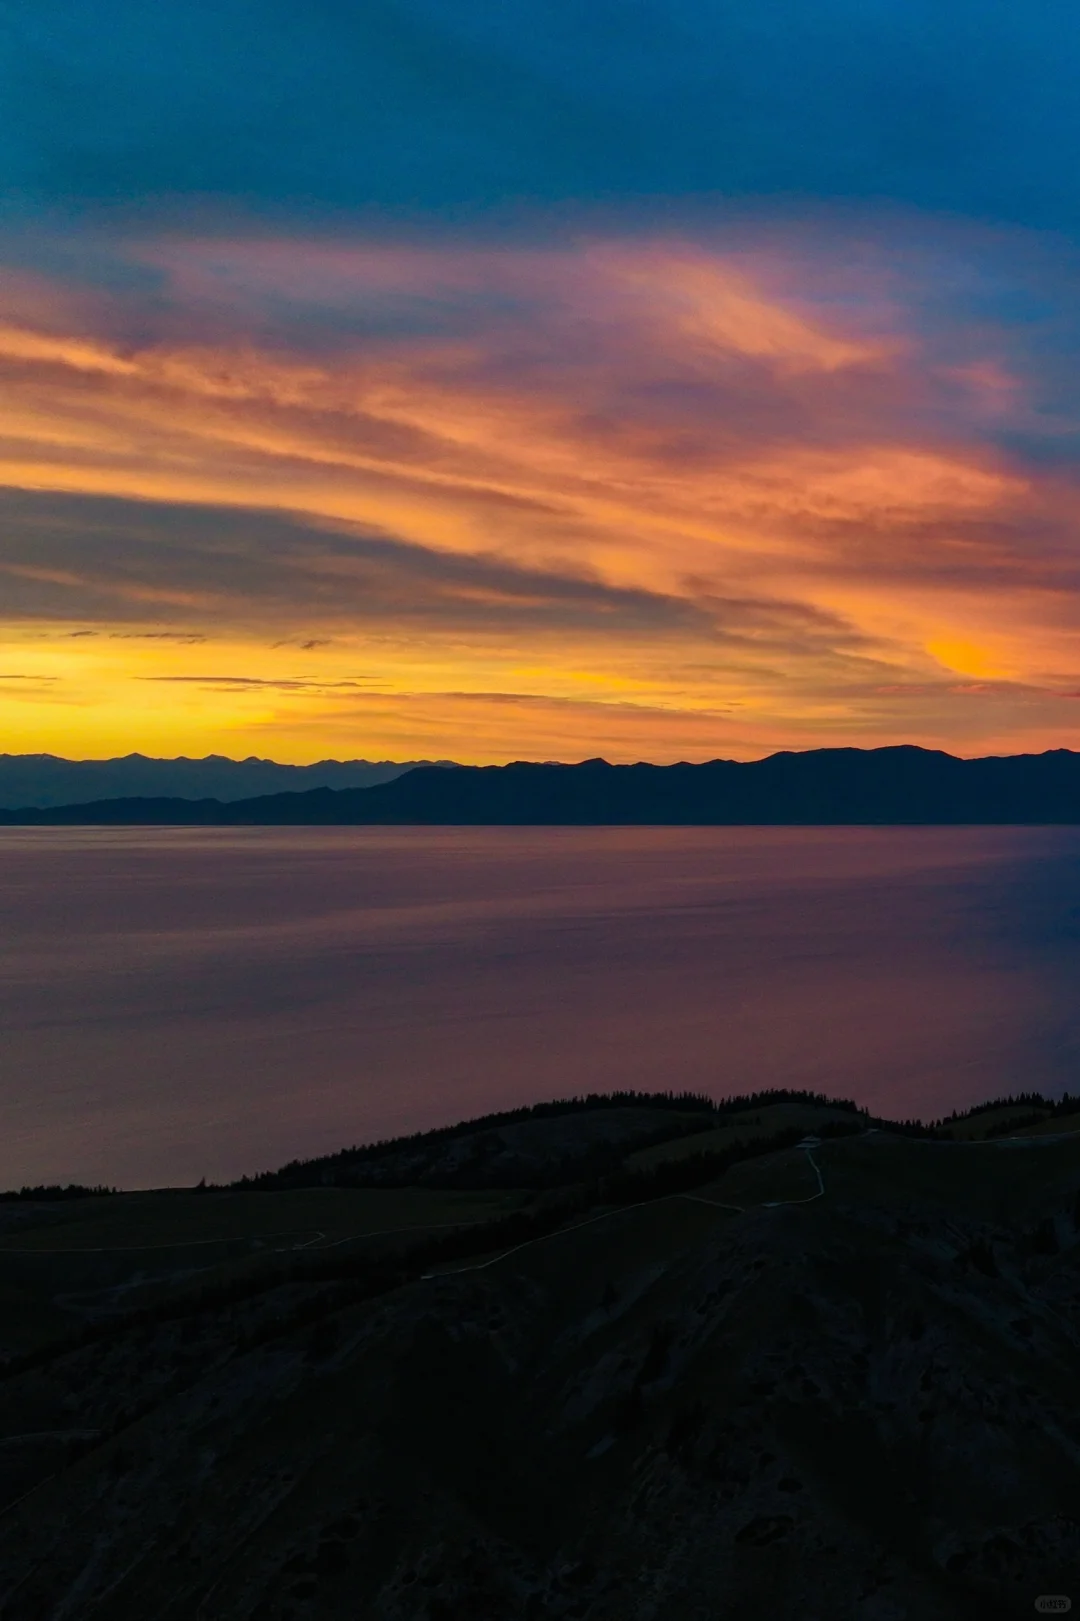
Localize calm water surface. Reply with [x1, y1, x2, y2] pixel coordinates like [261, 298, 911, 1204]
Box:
[2, 825, 1079, 1188]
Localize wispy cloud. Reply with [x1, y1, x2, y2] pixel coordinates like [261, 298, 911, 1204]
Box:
[2, 220, 1080, 758]
[140, 674, 378, 693]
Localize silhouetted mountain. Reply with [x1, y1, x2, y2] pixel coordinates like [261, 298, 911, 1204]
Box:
[0, 752, 454, 809]
[5, 744, 1080, 824]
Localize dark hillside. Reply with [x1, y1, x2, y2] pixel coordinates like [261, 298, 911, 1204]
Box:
[1, 1090, 1079, 1616]
[235, 1091, 819, 1191]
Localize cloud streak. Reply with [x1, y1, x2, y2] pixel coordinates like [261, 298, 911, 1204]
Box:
[1, 218, 1080, 760]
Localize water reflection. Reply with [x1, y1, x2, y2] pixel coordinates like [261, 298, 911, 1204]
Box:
[1, 825, 1078, 1187]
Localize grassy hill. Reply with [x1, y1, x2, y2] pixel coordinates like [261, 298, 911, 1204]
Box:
[0, 1090, 1079, 1618]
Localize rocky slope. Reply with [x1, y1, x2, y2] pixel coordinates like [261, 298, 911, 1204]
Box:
[0, 1105, 1078, 1619]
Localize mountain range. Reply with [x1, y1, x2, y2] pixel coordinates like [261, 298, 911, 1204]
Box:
[0, 752, 453, 809]
[4, 745, 1080, 824]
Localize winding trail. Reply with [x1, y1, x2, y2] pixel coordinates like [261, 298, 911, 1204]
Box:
[684, 1141, 825, 1214]
[422, 1141, 828, 1279]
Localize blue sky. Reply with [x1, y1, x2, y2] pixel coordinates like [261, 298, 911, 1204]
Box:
[5, 0, 1080, 227]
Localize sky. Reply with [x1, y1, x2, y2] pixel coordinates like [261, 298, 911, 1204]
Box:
[4, 5, 1080, 762]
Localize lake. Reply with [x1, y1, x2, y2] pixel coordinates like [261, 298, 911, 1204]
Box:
[1, 824, 1079, 1189]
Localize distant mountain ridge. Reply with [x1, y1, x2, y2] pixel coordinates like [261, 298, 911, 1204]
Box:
[3, 744, 1080, 824]
[0, 752, 454, 808]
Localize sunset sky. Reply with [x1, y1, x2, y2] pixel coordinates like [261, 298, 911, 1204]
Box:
[4, 3, 1080, 763]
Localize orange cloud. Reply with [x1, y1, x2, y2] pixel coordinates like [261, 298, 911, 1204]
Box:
[0, 229, 1078, 760]
[599, 246, 894, 372]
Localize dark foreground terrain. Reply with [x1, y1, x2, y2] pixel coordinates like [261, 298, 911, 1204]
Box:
[1, 1090, 1079, 1619]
